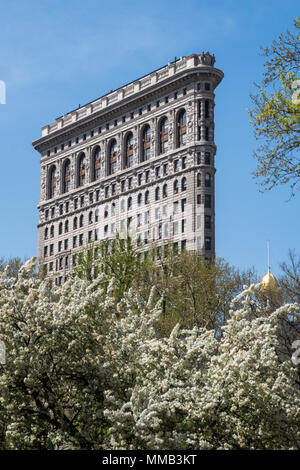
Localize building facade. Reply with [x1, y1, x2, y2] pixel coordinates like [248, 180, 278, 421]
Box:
[33, 52, 224, 284]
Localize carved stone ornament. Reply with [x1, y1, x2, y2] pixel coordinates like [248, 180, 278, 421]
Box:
[199, 51, 215, 66]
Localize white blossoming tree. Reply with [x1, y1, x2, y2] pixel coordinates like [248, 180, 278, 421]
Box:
[0, 258, 299, 449]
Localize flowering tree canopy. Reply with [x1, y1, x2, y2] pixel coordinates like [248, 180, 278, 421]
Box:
[0, 258, 299, 449]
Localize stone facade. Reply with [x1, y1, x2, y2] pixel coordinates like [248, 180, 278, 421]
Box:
[33, 53, 224, 284]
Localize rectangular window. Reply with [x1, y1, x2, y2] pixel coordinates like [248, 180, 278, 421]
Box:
[182, 156, 187, 169]
[205, 236, 211, 250]
[181, 198, 186, 212]
[137, 213, 142, 227]
[181, 240, 186, 251]
[50, 244, 54, 255]
[96, 190, 100, 201]
[197, 152, 201, 165]
[163, 163, 168, 175]
[155, 207, 160, 220]
[182, 219, 186, 233]
[173, 201, 179, 214]
[197, 215, 201, 229]
[64, 239, 68, 250]
[88, 231, 93, 242]
[174, 159, 179, 172]
[197, 194, 201, 205]
[112, 183, 116, 195]
[205, 215, 211, 229]
[156, 167, 161, 178]
[44, 246, 48, 257]
[163, 204, 168, 217]
[205, 194, 211, 208]
[80, 196, 85, 207]
[163, 141, 168, 153]
[58, 241, 62, 252]
[205, 152, 211, 165]
[73, 236, 77, 248]
[79, 234, 83, 246]
[145, 210, 150, 224]
[173, 221, 178, 235]
[145, 170, 150, 183]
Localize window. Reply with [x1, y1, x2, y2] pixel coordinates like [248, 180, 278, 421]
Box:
[205, 173, 211, 187]
[173, 221, 178, 235]
[121, 180, 125, 192]
[73, 236, 77, 248]
[64, 239, 68, 250]
[88, 231, 93, 242]
[159, 117, 168, 154]
[121, 199, 126, 213]
[65, 201, 69, 213]
[205, 82, 210, 91]
[93, 146, 102, 181]
[81, 196, 84, 207]
[125, 132, 134, 168]
[104, 205, 109, 218]
[155, 207, 160, 220]
[163, 184, 168, 198]
[73, 217, 78, 229]
[145, 190, 150, 204]
[205, 194, 211, 208]
[197, 152, 201, 165]
[111, 202, 116, 216]
[145, 170, 150, 183]
[173, 201, 179, 214]
[182, 156, 187, 169]
[128, 177, 132, 189]
[205, 126, 209, 141]
[145, 210, 150, 224]
[205, 215, 211, 229]
[155, 187, 160, 201]
[59, 222, 63, 235]
[205, 236, 211, 250]
[63, 159, 71, 193]
[182, 219, 186, 233]
[128, 197, 132, 210]
[163, 163, 168, 175]
[137, 193, 142, 206]
[181, 177, 187, 191]
[205, 100, 209, 119]
[181, 198, 186, 212]
[205, 152, 211, 165]
[50, 244, 54, 255]
[65, 220, 69, 233]
[78, 153, 86, 186]
[74, 198, 78, 209]
[112, 183, 116, 195]
[45, 209, 49, 220]
[51, 207, 55, 218]
[173, 180, 179, 194]
[49, 166, 57, 198]
[197, 173, 201, 187]
[197, 194, 201, 205]
[79, 234, 84, 246]
[142, 125, 151, 161]
[44, 228, 48, 240]
[95, 209, 99, 222]
[108, 139, 117, 175]
[79, 214, 84, 227]
[177, 110, 187, 147]
[137, 213, 142, 227]
[58, 241, 62, 252]
[59, 204, 63, 215]
[181, 240, 186, 251]
[89, 211, 93, 224]
[138, 173, 143, 185]
[50, 225, 54, 238]
[155, 166, 161, 178]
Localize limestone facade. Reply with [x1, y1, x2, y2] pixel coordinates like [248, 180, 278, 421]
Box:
[33, 53, 224, 284]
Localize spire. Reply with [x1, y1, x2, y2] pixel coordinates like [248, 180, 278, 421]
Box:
[261, 240, 278, 292]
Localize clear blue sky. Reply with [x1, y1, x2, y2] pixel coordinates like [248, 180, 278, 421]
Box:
[0, 0, 298, 276]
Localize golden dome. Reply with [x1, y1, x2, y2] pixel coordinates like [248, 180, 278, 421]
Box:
[261, 270, 278, 292]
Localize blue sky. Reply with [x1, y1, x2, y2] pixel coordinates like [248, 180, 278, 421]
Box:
[0, 0, 298, 276]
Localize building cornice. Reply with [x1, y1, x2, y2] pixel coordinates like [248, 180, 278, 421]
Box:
[32, 53, 223, 153]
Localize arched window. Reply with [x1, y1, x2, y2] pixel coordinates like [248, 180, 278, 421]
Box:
[159, 117, 168, 154]
[59, 222, 63, 235]
[128, 196, 132, 210]
[73, 217, 78, 230]
[104, 205, 109, 218]
[177, 109, 187, 148]
[108, 139, 117, 175]
[163, 184, 168, 198]
[197, 173, 201, 187]
[89, 211, 93, 224]
[173, 180, 179, 194]
[78, 153, 86, 187]
[155, 186, 160, 201]
[93, 146, 102, 181]
[79, 215, 84, 227]
[44, 227, 48, 240]
[49, 166, 57, 198]
[145, 190, 150, 204]
[50, 225, 54, 238]
[137, 193, 142, 206]
[95, 209, 99, 222]
[63, 159, 71, 193]
[124, 133, 134, 169]
[181, 177, 187, 191]
[141, 125, 151, 161]
[111, 202, 116, 216]
[65, 220, 69, 232]
[205, 173, 211, 187]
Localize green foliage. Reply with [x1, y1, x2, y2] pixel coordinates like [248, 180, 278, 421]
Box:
[249, 17, 300, 195]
